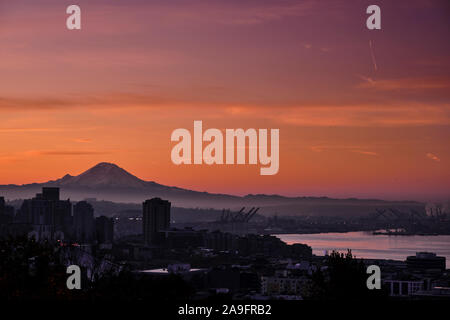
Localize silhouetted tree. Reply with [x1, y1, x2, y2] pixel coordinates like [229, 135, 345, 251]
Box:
[90, 271, 194, 300]
[0, 236, 194, 300]
[0, 236, 85, 300]
[305, 250, 388, 300]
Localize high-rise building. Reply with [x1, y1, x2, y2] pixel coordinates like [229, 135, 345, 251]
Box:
[73, 201, 95, 243]
[42, 187, 60, 201]
[17, 188, 70, 226]
[53, 200, 73, 231]
[14, 187, 72, 241]
[95, 215, 114, 244]
[20, 197, 53, 225]
[0, 196, 14, 225]
[143, 198, 171, 246]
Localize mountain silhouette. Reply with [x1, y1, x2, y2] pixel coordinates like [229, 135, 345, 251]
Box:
[0, 162, 424, 216]
[53, 162, 149, 188]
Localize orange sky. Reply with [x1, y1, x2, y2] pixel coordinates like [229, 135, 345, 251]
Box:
[0, 0, 449, 201]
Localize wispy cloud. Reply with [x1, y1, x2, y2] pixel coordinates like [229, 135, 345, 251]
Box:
[164, 1, 317, 26]
[0, 128, 62, 133]
[26, 150, 109, 156]
[0, 149, 110, 164]
[73, 138, 92, 143]
[310, 145, 378, 156]
[0, 94, 177, 111]
[426, 153, 441, 162]
[3, 92, 449, 128]
[356, 74, 376, 85]
[352, 150, 378, 156]
[0, 97, 75, 111]
[241, 104, 450, 127]
[357, 76, 450, 91]
[369, 40, 378, 72]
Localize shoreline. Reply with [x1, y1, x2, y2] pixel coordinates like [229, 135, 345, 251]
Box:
[268, 230, 450, 237]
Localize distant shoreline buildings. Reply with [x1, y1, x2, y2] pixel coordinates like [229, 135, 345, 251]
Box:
[0, 187, 113, 245]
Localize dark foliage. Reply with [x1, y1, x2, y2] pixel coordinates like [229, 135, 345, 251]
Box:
[305, 250, 389, 300]
[0, 237, 193, 300]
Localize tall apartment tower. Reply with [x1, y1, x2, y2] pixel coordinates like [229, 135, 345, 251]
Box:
[0, 196, 14, 225]
[42, 187, 60, 201]
[95, 215, 114, 244]
[17, 187, 70, 226]
[143, 198, 171, 246]
[73, 201, 95, 243]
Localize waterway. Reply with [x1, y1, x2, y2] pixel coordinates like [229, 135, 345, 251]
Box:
[276, 231, 450, 268]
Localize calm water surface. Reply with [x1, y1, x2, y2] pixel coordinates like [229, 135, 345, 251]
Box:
[276, 232, 450, 268]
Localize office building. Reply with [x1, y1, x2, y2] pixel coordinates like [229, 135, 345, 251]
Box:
[73, 201, 95, 243]
[17, 187, 71, 226]
[95, 215, 114, 244]
[143, 198, 171, 246]
[42, 187, 60, 201]
[406, 252, 446, 271]
[0, 197, 14, 225]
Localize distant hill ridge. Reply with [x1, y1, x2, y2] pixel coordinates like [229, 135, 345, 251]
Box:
[0, 162, 425, 217]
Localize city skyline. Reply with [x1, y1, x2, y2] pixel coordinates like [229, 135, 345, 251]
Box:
[2, 185, 449, 301]
[0, 0, 449, 201]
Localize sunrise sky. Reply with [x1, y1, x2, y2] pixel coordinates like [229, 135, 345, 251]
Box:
[0, 0, 449, 201]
